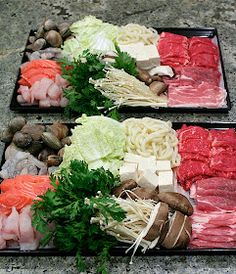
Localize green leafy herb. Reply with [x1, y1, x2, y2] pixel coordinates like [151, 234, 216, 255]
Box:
[32, 160, 125, 274]
[60, 50, 119, 119]
[113, 45, 138, 77]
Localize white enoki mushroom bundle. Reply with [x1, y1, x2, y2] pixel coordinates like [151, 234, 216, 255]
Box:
[122, 117, 180, 167]
[116, 23, 159, 45]
[90, 68, 167, 108]
[90, 195, 161, 263]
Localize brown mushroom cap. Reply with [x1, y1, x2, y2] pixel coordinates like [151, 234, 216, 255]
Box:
[161, 211, 191, 249]
[129, 187, 159, 201]
[174, 216, 192, 249]
[112, 179, 138, 198]
[157, 192, 193, 216]
[144, 202, 169, 242]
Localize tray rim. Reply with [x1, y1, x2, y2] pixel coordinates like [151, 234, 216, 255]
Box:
[9, 27, 231, 113]
[0, 121, 236, 256]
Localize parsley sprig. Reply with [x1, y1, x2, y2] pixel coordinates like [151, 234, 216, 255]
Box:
[32, 160, 126, 274]
[60, 47, 137, 120]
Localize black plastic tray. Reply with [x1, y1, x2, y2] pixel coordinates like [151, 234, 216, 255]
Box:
[0, 121, 236, 256]
[10, 28, 231, 113]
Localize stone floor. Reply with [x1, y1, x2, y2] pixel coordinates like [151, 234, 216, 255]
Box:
[0, 0, 236, 273]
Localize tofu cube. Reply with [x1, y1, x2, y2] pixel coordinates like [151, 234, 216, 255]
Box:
[138, 156, 157, 175]
[119, 163, 138, 182]
[137, 44, 160, 69]
[158, 171, 174, 192]
[124, 153, 143, 164]
[156, 160, 171, 172]
[137, 169, 159, 190]
[119, 43, 145, 59]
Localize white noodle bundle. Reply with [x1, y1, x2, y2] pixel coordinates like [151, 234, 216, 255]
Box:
[122, 117, 180, 167]
[116, 23, 159, 45]
[91, 196, 160, 263]
[90, 68, 167, 108]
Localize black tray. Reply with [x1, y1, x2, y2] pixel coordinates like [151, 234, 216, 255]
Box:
[0, 121, 236, 256]
[10, 28, 231, 113]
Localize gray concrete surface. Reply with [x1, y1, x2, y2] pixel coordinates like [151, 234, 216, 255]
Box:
[0, 0, 236, 273]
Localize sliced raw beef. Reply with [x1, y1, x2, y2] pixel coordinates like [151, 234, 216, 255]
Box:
[179, 152, 208, 162]
[190, 239, 236, 249]
[178, 138, 211, 157]
[197, 177, 236, 192]
[176, 160, 212, 190]
[168, 82, 226, 108]
[168, 66, 221, 86]
[210, 150, 236, 172]
[190, 177, 236, 248]
[190, 53, 219, 69]
[158, 32, 190, 66]
[189, 37, 219, 69]
[177, 125, 209, 141]
[176, 126, 236, 189]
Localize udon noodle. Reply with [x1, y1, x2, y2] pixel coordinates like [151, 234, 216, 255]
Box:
[116, 23, 159, 45]
[122, 117, 180, 167]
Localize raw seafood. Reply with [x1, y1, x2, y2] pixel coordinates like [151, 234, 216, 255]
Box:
[0, 174, 52, 215]
[0, 151, 47, 179]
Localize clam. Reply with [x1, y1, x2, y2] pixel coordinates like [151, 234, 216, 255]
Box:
[29, 36, 36, 44]
[61, 136, 71, 146]
[30, 38, 46, 51]
[43, 19, 57, 31]
[38, 148, 55, 162]
[26, 141, 44, 156]
[1, 128, 14, 143]
[13, 132, 32, 148]
[35, 25, 45, 39]
[8, 116, 26, 133]
[58, 22, 71, 39]
[42, 132, 62, 150]
[57, 147, 65, 157]
[47, 155, 63, 167]
[46, 122, 69, 140]
[21, 124, 45, 141]
[45, 30, 63, 47]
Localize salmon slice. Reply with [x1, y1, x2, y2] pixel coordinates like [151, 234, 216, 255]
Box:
[21, 60, 61, 75]
[0, 192, 33, 213]
[0, 175, 53, 215]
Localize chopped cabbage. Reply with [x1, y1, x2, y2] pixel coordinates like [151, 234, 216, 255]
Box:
[62, 16, 119, 58]
[60, 115, 125, 174]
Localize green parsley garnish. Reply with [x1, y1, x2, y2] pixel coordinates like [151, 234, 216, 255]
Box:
[113, 45, 138, 77]
[60, 50, 119, 119]
[32, 160, 126, 274]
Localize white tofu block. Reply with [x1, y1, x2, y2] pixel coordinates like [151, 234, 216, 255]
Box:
[138, 157, 157, 175]
[156, 160, 171, 172]
[158, 171, 174, 192]
[119, 163, 138, 182]
[119, 43, 145, 59]
[137, 169, 159, 190]
[137, 45, 160, 69]
[124, 153, 144, 164]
